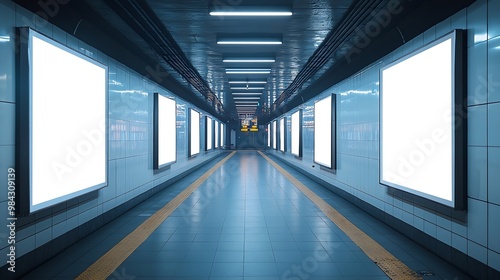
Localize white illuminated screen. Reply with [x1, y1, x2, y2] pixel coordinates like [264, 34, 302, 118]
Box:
[272, 121, 277, 149]
[157, 95, 176, 167]
[29, 30, 107, 212]
[314, 95, 332, 168]
[215, 120, 219, 148]
[267, 123, 271, 147]
[206, 117, 213, 150]
[381, 34, 455, 206]
[190, 109, 200, 156]
[291, 110, 300, 156]
[220, 123, 225, 147]
[280, 118, 285, 152]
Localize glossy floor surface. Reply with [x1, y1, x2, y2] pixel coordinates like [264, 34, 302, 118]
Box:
[22, 151, 471, 279]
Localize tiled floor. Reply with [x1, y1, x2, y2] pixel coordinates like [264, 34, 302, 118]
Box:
[22, 151, 471, 279]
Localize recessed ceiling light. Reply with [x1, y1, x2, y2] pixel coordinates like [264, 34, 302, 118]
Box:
[226, 70, 271, 74]
[223, 58, 275, 63]
[233, 97, 261, 100]
[229, 81, 267, 84]
[210, 11, 292, 16]
[232, 92, 263, 95]
[230, 87, 265, 90]
[217, 40, 282, 45]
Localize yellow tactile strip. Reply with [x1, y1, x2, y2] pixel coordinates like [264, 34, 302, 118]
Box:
[75, 151, 237, 280]
[258, 151, 422, 280]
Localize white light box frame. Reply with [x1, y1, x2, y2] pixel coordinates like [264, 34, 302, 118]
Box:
[154, 93, 177, 169]
[380, 30, 466, 209]
[17, 28, 108, 215]
[188, 108, 200, 157]
[314, 94, 336, 170]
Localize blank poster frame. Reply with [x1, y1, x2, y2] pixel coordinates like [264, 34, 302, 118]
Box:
[16, 27, 108, 216]
[205, 116, 213, 151]
[272, 120, 277, 150]
[291, 109, 303, 158]
[267, 123, 271, 147]
[188, 108, 200, 157]
[153, 93, 177, 170]
[313, 94, 336, 170]
[279, 117, 286, 153]
[379, 30, 466, 210]
[214, 120, 219, 149]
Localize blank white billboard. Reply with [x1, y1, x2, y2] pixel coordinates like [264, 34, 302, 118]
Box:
[280, 118, 285, 152]
[154, 94, 176, 169]
[380, 30, 465, 208]
[291, 110, 301, 157]
[206, 116, 213, 151]
[20, 28, 108, 214]
[189, 109, 200, 156]
[314, 95, 335, 169]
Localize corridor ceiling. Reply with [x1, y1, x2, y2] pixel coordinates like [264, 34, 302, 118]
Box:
[14, 0, 476, 122]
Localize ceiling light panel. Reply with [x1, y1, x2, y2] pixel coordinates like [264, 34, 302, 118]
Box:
[230, 87, 265, 90]
[223, 58, 275, 63]
[217, 40, 282, 45]
[210, 11, 292, 16]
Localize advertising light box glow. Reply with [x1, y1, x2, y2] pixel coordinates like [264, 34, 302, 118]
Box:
[272, 121, 277, 150]
[314, 95, 336, 169]
[221, 123, 225, 148]
[280, 118, 285, 152]
[154, 93, 176, 169]
[189, 109, 200, 157]
[206, 116, 213, 151]
[380, 30, 466, 209]
[17, 28, 108, 214]
[215, 120, 219, 148]
[291, 110, 302, 157]
[268, 123, 271, 147]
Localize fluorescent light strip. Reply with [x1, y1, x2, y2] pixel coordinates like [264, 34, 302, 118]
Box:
[229, 81, 267, 84]
[223, 59, 275, 63]
[218, 41, 282, 45]
[233, 97, 261, 100]
[232, 93, 262, 95]
[210, 11, 292, 16]
[226, 71, 270, 74]
[230, 87, 265, 90]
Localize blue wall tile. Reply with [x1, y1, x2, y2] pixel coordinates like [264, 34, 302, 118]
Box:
[488, 102, 500, 146]
[488, 36, 500, 103]
[468, 147, 488, 201]
[488, 0, 500, 39]
[488, 147, 500, 205]
[488, 203, 500, 252]
[468, 105, 487, 146]
[467, 198, 487, 246]
[467, 43, 488, 105]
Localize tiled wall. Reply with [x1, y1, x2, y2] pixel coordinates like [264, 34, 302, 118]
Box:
[270, 0, 500, 271]
[0, 0, 224, 263]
